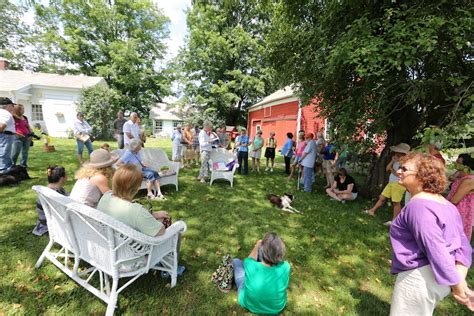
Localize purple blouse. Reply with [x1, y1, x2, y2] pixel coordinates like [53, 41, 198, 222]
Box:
[390, 198, 472, 286]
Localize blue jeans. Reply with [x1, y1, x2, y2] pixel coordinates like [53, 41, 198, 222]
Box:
[233, 247, 263, 294]
[303, 166, 314, 192]
[76, 139, 93, 155]
[11, 136, 31, 166]
[0, 133, 14, 173]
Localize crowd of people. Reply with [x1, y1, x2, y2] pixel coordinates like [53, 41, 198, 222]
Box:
[1, 98, 473, 314]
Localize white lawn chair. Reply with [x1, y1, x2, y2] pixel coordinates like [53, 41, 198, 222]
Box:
[208, 148, 238, 187]
[32, 185, 186, 316]
[112, 148, 179, 191]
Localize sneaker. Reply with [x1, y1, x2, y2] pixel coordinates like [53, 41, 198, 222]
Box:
[200, 178, 206, 183]
[340, 200, 346, 204]
[153, 194, 166, 201]
[161, 265, 186, 278]
[383, 221, 392, 226]
[270, 168, 273, 172]
[265, 167, 269, 171]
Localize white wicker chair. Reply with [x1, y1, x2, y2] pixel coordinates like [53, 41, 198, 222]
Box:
[208, 148, 238, 187]
[32, 185, 186, 316]
[112, 148, 179, 191]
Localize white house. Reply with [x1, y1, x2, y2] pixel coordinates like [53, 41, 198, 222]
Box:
[149, 102, 183, 137]
[0, 59, 106, 137]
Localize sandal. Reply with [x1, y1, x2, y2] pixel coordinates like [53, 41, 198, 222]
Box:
[363, 210, 375, 216]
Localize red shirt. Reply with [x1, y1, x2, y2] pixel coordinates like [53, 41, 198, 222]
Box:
[433, 153, 445, 166]
[14, 116, 30, 137]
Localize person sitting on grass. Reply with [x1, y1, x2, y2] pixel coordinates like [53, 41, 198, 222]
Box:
[33, 165, 68, 236]
[233, 232, 290, 315]
[115, 139, 165, 200]
[70, 149, 117, 208]
[325, 168, 358, 203]
[97, 164, 185, 276]
[364, 142, 410, 226]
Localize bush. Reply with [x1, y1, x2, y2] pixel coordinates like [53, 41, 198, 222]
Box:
[78, 85, 124, 139]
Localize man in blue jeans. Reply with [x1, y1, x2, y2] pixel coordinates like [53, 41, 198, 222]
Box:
[0, 98, 16, 174]
[298, 133, 317, 192]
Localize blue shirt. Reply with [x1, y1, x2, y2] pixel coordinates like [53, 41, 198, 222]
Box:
[119, 150, 143, 169]
[171, 130, 183, 145]
[236, 135, 250, 152]
[281, 138, 294, 158]
[323, 144, 336, 160]
[300, 140, 317, 168]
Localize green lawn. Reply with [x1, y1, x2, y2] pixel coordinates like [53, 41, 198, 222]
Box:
[0, 138, 471, 315]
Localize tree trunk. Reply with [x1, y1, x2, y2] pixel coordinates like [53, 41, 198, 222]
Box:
[363, 103, 421, 199]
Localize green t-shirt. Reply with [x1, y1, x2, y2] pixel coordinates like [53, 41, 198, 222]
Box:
[238, 258, 290, 315]
[97, 192, 162, 236]
[252, 136, 264, 151]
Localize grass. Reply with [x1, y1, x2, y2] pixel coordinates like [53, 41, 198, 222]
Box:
[0, 138, 472, 315]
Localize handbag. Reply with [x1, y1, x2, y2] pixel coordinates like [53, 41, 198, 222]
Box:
[75, 133, 90, 143]
[211, 254, 234, 292]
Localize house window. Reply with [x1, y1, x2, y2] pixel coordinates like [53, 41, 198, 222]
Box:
[172, 121, 180, 128]
[154, 120, 163, 133]
[32, 104, 44, 121]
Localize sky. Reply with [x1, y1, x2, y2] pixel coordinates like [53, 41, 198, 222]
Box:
[19, 0, 191, 62]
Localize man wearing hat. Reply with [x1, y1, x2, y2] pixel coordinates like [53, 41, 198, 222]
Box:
[0, 97, 16, 173]
[171, 124, 183, 163]
[364, 142, 411, 226]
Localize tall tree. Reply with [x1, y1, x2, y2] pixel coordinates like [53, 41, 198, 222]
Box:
[267, 0, 473, 196]
[33, 0, 171, 116]
[0, 0, 32, 70]
[175, 1, 277, 125]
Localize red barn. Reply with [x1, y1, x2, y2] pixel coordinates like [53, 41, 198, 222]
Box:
[247, 86, 327, 149]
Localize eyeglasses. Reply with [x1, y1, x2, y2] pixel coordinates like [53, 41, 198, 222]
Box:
[399, 166, 416, 173]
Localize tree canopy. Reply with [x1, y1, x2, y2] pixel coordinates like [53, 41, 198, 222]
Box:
[33, 0, 171, 116]
[266, 0, 473, 194]
[174, 1, 277, 125]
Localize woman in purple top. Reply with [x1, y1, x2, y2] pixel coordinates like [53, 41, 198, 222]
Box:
[390, 152, 474, 315]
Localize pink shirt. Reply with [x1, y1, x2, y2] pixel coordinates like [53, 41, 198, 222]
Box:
[295, 141, 306, 157]
[14, 116, 30, 136]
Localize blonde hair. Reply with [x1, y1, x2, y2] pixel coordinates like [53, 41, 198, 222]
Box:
[112, 165, 143, 201]
[75, 166, 113, 180]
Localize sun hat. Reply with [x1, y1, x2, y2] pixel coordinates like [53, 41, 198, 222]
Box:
[0, 97, 15, 106]
[83, 149, 118, 169]
[389, 143, 410, 154]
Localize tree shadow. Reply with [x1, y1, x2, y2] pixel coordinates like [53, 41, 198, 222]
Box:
[351, 288, 391, 315]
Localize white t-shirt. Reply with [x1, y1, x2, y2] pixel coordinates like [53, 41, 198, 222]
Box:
[389, 161, 400, 183]
[0, 109, 15, 133]
[123, 120, 140, 146]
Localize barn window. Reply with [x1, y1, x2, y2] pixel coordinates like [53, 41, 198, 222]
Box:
[31, 104, 44, 121]
[264, 106, 271, 117]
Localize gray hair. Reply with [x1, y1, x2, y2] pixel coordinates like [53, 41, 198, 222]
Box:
[129, 139, 142, 152]
[203, 120, 212, 128]
[270, 131, 275, 136]
[261, 232, 285, 266]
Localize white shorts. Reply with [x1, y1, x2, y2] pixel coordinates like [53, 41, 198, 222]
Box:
[390, 265, 450, 316]
[172, 144, 182, 161]
[250, 149, 262, 159]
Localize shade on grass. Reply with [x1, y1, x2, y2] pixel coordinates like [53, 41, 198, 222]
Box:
[0, 138, 472, 315]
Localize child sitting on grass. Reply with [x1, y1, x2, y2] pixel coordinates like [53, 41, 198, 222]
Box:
[33, 166, 68, 236]
[233, 232, 290, 314]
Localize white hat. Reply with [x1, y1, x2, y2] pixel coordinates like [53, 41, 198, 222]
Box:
[83, 149, 118, 169]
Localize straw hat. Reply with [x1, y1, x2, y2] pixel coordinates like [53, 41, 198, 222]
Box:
[389, 143, 410, 154]
[83, 149, 118, 169]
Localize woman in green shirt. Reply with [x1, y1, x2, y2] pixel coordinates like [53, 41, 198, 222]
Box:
[233, 233, 290, 314]
[250, 130, 264, 173]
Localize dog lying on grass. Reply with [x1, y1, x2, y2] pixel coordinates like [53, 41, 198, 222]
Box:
[267, 193, 302, 214]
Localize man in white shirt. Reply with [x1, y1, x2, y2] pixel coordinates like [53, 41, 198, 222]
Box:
[299, 133, 317, 192]
[123, 112, 140, 149]
[197, 121, 214, 183]
[0, 98, 16, 173]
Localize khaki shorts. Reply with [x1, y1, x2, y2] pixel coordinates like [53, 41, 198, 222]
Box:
[381, 182, 406, 203]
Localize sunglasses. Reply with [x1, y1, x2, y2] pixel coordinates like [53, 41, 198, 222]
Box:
[399, 166, 416, 173]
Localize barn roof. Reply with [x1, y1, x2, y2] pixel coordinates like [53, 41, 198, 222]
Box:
[248, 86, 298, 111]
